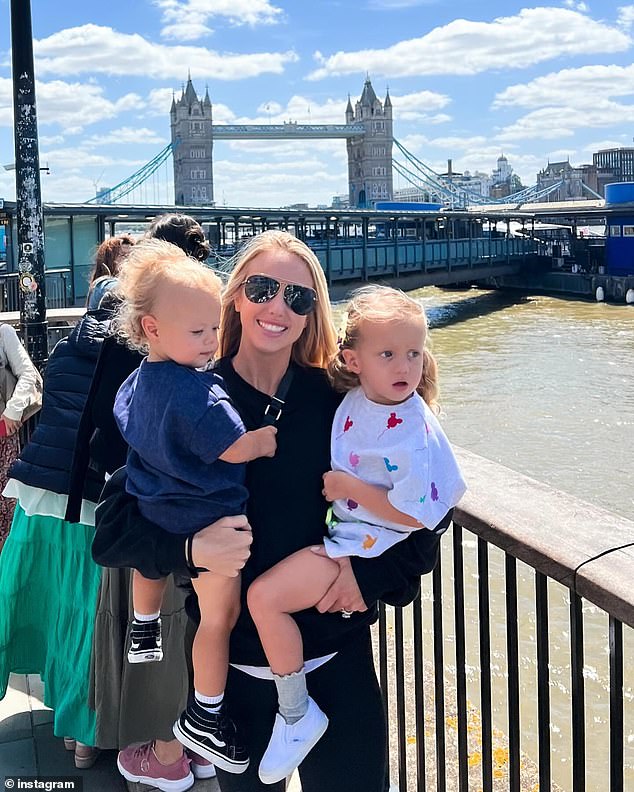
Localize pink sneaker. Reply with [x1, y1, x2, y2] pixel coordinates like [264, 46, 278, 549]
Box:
[117, 741, 194, 792]
[187, 748, 217, 779]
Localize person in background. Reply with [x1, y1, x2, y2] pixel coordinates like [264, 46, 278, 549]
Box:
[0, 236, 133, 769]
[86, 235, 135, 310]
[94, 230, 445, 792]
[0, 323, 41, 551]
[81, 214, 216, 790]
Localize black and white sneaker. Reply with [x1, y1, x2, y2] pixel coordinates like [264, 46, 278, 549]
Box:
[173, 701, 249, 774]
[127, 619, 163, 664]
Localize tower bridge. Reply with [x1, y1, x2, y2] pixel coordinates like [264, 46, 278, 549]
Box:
[169, 76, 393, 208]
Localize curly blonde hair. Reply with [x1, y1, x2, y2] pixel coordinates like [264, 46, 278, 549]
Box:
[114, 238, 222, 352]
[219, 230, 338, 370]
[328, 284, 439, 411]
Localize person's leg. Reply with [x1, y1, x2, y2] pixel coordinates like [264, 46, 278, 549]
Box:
[216, 630, 386, 792]
[128, 571, 169, 663]
[173, 572, 248, 774]
[191, 571, 241, 697]
[297, 630, 387, 792]
[215, 666, 286, 792]
[247, 546, 340, 676]
[132, 570, 168, 616]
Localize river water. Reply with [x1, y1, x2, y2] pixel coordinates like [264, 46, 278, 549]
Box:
[333, 287, 634, 790]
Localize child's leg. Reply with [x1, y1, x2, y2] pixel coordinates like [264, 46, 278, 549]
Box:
[128, 571, 169, 664]
[191, 571, 241, 698]
[173, 572, 249, 774]
[132, 569, 168, 618]
[248, 547, 338, 784]
[247, 546, 340, 675]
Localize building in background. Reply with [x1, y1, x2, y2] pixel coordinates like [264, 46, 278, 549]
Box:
[536, 159, 599, 201]
[593, 148, 634, 196]
[170, 77, 214, 207]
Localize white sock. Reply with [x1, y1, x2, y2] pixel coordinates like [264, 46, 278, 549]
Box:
[273, 669, 308, 725]
[133, 611, 160, 622]
[195, 690, 224, 714]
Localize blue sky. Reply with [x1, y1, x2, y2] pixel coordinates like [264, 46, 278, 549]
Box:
[1, 0, 634, 207]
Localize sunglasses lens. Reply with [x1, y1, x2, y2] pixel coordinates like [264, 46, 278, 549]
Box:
[284, 285, 316, 316]
[243, 275, 279, 303]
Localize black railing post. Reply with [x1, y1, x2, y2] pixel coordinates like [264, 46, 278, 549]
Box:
[609, 616, 623, 792]
[10, 0, 48, 367]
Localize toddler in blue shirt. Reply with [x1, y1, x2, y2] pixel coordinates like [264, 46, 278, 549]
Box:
[113, 239, 276, 774]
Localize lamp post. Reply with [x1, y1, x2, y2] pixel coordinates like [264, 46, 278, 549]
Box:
[10, 0, 48, 368]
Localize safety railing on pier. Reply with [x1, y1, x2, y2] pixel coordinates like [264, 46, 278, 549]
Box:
[379, 448, 633, 792]
[0, 268, 72, 312]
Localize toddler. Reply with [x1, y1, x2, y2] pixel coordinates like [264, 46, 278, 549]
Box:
[113, 239, 277, 774]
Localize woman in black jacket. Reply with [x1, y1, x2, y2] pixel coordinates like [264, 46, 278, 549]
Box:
[95, 230, 442, 792]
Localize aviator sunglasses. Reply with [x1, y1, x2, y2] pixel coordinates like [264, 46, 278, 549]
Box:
[240, 274, 317, 316]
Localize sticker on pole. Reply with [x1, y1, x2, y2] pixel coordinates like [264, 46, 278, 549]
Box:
[19, 273, 38, 293]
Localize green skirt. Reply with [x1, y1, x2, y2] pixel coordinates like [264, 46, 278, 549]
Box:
[0, 504, 101, 745]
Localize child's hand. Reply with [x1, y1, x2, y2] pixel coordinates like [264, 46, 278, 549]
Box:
[253, 425, 277, 458]
[322, 470, 353, 502]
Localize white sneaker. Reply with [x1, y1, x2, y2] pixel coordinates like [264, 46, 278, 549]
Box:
[258, 696, 329, 785]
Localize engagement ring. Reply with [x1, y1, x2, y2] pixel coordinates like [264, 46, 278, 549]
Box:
[341, 609, 353, 619]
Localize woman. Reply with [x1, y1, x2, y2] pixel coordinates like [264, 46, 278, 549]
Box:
[0, 238, 133, 769]
[94, 230, 443, 792]
[0, 324, 40, 551]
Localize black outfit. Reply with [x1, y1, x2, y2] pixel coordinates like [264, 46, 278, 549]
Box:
[9, 307, 115, 498]
[65, 335, 142, 522]
[93, 358, 445, 791]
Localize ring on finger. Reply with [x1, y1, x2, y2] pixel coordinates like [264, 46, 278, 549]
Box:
[341, 609, 353, 619]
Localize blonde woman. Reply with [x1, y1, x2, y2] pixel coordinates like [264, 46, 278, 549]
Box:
[96, 231, 447, 792]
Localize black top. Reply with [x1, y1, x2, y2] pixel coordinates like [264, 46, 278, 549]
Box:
[93, 357, 444, 665]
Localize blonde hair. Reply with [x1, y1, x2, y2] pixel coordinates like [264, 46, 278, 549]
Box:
[115, 238, 222, 352]
[328, 284, 440, 411]
[219, 230, 338, 369]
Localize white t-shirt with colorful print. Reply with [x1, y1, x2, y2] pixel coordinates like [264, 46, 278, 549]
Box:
[324, 387, 467, 559]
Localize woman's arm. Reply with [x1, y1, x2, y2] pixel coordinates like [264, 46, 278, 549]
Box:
[1, 324, 40, 422]
[93, 468, 254, 580]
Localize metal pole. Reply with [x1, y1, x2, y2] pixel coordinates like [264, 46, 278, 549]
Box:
[10, 0, 48, 368]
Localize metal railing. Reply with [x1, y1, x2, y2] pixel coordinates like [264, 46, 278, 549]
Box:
[378, 448, 633, 792]
[0, 268, 72, 311]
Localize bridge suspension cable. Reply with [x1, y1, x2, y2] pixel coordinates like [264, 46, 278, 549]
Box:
[86, 142, 175, 204]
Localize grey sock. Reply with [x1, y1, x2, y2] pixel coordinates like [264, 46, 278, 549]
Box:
[273, 669, 309, 725]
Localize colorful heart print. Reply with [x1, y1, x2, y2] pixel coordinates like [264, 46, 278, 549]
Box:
[349, 452, 360, 467]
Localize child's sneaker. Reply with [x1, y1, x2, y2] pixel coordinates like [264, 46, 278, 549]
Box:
[173, 700, 249, 774]
[127, 618, 163, 663]
[258, 696, 328, 784]
[186, 749, 217, 779]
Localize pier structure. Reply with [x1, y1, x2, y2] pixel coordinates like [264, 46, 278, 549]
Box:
[170, 76, 393, 209]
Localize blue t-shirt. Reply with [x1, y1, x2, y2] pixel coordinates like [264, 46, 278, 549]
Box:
[114, 359, 248, 534]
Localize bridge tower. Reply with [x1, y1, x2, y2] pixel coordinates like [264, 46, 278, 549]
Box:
[170, 76, 214, 206]
[346, 78, 393, 208]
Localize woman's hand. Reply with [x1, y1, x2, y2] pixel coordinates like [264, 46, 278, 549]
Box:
[1, 414, 21, 436]
[311, 548, 368, 614]
[191, 515, 253, 578]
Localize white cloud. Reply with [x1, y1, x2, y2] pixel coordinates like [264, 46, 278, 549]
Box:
[563, 0, 589, 11]
[496, 102, 634, 142]
[154, 0, 283, 41]
[617, 4, 634, 29]
[368, 0, 440, 8]
[308, 8, 630, 79]
[33, 24, 298, 81]
[83, 127, 167, 147]
[0, 77, 141, 132]
[493, 64, 634, 109]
